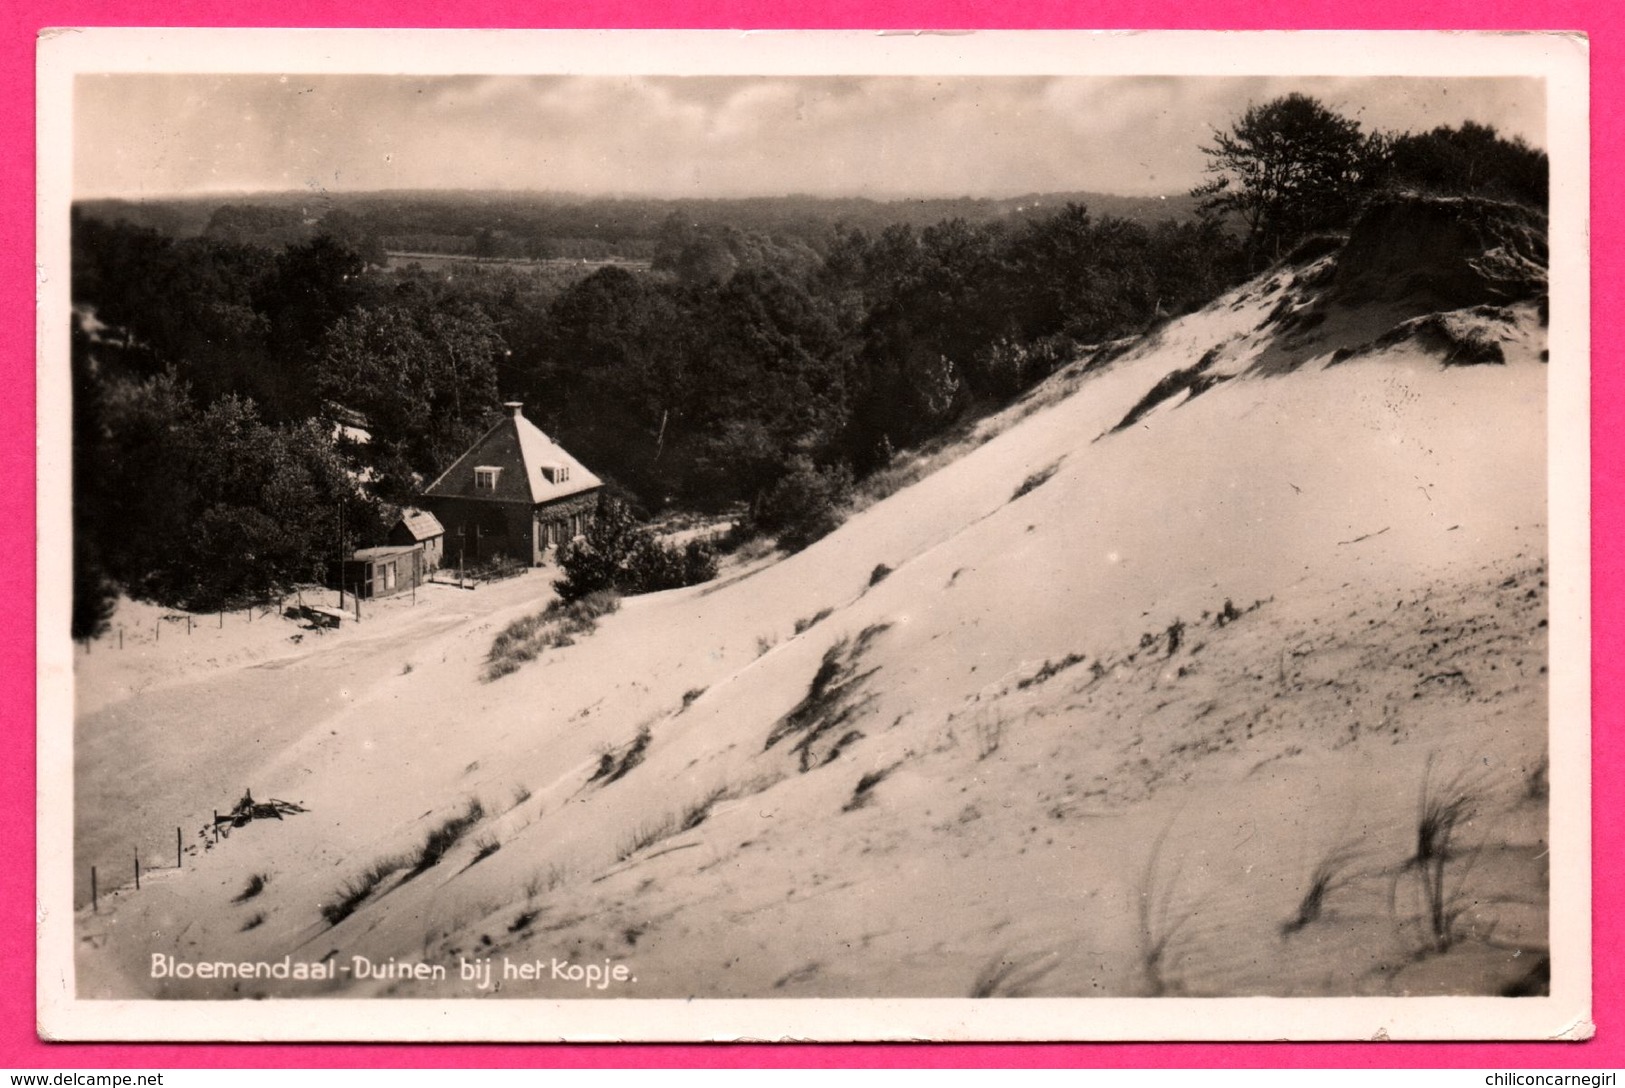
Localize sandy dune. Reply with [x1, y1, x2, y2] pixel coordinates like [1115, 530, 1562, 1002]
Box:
[72, 222, 1551, 1004]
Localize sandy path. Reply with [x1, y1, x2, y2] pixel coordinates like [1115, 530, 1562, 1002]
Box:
[72, 577, 556, 907]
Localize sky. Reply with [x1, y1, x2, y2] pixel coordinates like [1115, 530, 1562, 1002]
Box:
[73, 74, 1545, 201]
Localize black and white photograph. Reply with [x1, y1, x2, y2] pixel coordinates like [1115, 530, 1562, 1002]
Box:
[36, 29, 1591, 1042]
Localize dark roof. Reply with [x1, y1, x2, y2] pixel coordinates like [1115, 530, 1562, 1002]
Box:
[394, 508, 445, 541]
[423, 404, 603, 506]
[353, 545, 421, 561]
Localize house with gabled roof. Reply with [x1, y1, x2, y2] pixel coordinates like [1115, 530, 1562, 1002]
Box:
[421, 402, 603, 567]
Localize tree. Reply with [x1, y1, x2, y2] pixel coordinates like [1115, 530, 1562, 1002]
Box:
[1373, 121, 1548, 209]
[1193, 94, 1369, 265]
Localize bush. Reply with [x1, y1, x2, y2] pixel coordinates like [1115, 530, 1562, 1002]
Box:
[754, 456, 852, 553]
[554, 495, 718, 603]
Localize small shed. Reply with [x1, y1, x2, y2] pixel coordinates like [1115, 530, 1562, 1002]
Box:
[388, 508, 445, 571]
[330, 544, 425, 600]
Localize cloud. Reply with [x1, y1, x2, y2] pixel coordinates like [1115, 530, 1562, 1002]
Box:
[73, 73, 1545, 199]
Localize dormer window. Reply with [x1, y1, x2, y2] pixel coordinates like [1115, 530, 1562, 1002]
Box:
[475, 466, 502, 491]
[542, 463, 570, 484]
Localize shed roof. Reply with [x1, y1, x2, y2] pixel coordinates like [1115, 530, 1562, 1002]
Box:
[394, 507, 445, 541]
[354, 545, 422, 561]
[423, 403, 602, 506]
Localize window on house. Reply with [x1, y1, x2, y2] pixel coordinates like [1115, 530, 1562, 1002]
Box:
[542, 463, 570, 484]
[475, 466, 501, 490]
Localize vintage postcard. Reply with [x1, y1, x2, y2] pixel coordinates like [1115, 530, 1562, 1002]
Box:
[36, 28, 1591, 1041]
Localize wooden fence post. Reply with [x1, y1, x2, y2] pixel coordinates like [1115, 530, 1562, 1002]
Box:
[134, 850, 140, 890]
[176, 826, 182, 868]
[91, 866, 97, 913]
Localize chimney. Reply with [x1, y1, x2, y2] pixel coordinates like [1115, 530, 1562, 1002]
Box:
[504, 401, 524, 418]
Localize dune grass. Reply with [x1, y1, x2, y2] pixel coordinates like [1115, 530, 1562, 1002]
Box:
[407, 798, 486, 878]
[1011, 460, 1063, 502]
[1407, 758, 1484, 953]
[843, 764, 900, 812]
[969, 950, 1061, 998]
[485, 591, 620, 681]
[1281, 841, 1363, 937]
[232, 872, 269, 903]
[322, 854, 409, 927]
[793, 608, 834, 636]
[1137, 816, 1196, 996]
[589, 724, 653, 786]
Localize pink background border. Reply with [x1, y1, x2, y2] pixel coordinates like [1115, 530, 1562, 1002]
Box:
[7, 1, 1615, 1069]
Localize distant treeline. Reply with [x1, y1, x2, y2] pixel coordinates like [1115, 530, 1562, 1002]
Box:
[70, 98, 1545, 635]
[77, 188, 1205, 262]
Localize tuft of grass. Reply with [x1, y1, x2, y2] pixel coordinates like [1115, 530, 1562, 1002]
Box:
[794, 608, 834, 636]
[970, 950, 1060, 997]
[972, 709, 1006, 761]
[240, 912, 266, 932]
[681, 687, 708, 711]
[1407, 758, 1483, 953]
[1524, 754, 1549, 803]
[484, 591, 620, 681]
[595, 725, 652, 785]
[523, 864, 567, 900]
[468, 832, 502, 867]
[233, 872, 270, 903]
[1016, 652, 1087, 690]
[679, 787, 729, 831]
[1281, 841, 1363, 937]
[322, 854, 408, 926]
[616, 813, 680, 862]
[510, 783, 532, 809]
[616, 784, 735, 862]
[765, 625, 892, 771]
[1011, 460, 1062, 501]
[1137, 815, 1196, 996]
[509, 909, 539, 933]
[842, 764, 899, 813]
[868, 563, 893, 587]
[820, 729, 866, 766]
[408, 799, 486, 878]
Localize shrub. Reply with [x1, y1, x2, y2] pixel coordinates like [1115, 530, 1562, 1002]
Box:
[555, 495, 717, 603]
[975, 334, 1076, 399]
[754, 456, 853, 553]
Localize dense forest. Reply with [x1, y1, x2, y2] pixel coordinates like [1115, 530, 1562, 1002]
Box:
[70, 97, 1547, 636]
